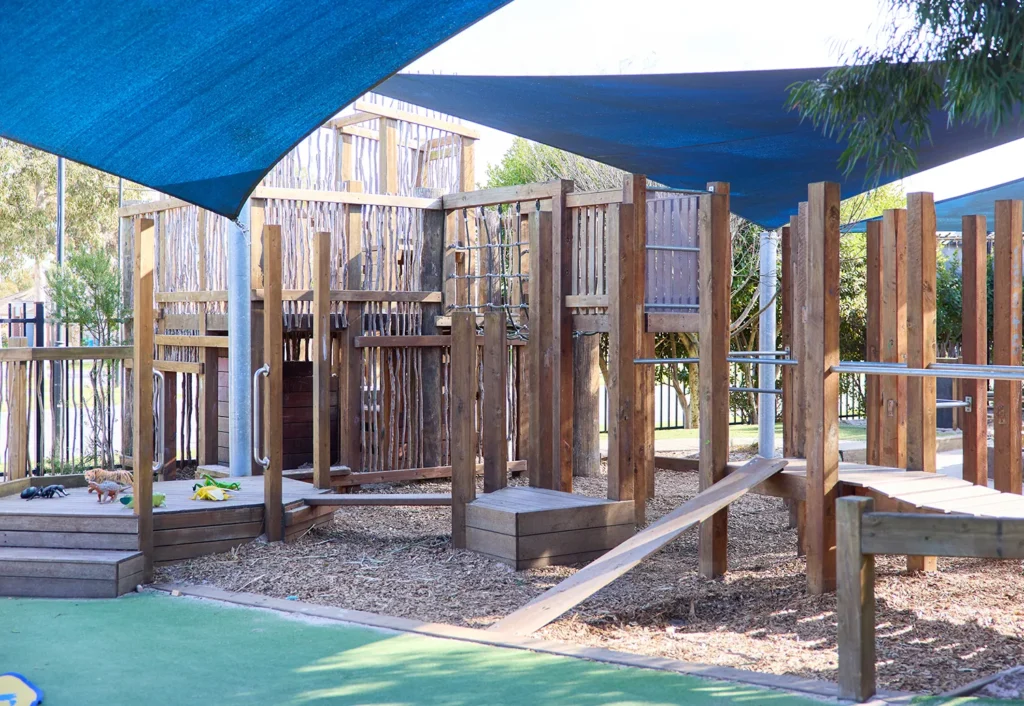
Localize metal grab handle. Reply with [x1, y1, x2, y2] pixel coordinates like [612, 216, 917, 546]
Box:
[253, 364, 270, 469]
[152, 370, 165, 472]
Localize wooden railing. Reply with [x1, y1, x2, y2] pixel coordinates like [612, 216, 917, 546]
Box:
[837, 496, 1024, 701]
[1, 341, 132, 480]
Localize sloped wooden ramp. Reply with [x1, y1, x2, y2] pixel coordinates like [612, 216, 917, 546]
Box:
[489, 456, 788, 635]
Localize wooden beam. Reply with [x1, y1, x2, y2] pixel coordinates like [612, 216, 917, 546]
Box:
[625, 174, 653, 506]
[199, 347, 219, 466]
[698, 181, 731, 578]
[442, 182, 559, 211]
[528, 210, 556, 489]
[805, 182, 841, 595]
[566, 190, 623, 208]
[790, 206, 808, 459]
[864, 220, 883, 466]
[159, 371, 178, 480]
[132, 218, 156, 582]
[339, 182, 364, 474]
[644, 312, 699, 333]
[419, 191, 445, 468]
[250, 199, 265, 290]
[483, 310, 508, 493]
[880, 209, 907, 468]
[607, 203, 636, 509]
[350, 99, 482, 140]
[860, 512, 1024, 557]
[451, 311, 477, 548]
[837, 497, 876, 702]
[994, 199, 1023, 495]
[552, 180, 575, 492]
[263, 224, 284, 542]
[780, 225, 795, 458]
[117, 198, 190, 218]
[153, 334, 229, 349]
[313, 231, 331, 490]
[248, 187, 444, 211]
[962, 215, 989, 486]
[905, 193, 938, 573]
[6, 338, 28, 480]
[379, 118, 398, 195]
[490, 456, 787, 636]
[572, 334, 601, 478]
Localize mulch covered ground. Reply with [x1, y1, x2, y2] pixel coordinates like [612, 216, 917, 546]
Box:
[157, 457, 1024, 695]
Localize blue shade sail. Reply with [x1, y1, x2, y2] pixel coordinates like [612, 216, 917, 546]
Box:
[0, 0, 510, 218]
[378, 70, 1024, 227]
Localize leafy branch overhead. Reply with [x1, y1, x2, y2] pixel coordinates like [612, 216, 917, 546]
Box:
[787, 1, 1024, 180]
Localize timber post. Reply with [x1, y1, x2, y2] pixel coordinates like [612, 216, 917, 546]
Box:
[880, 209, 907, 468]
[527, 207, 556, 489]
[837, 496, 875, 702]
[961, 215, 988, 486]
[804, 181, 841, 595]
[698, 181, 731, 578]
[312, 230, 332, 489]
[132, 217, 156, 581]
[418, 188, 445, 468]
[7, 337, 28, 480]
[451, 310, 477, 548]
[483, 309, 508, 493]
[552, 179, 576, 492]
[263, 224, 284, 541]
[994, 200, 1023, 495]
[338, 181, 364, 474]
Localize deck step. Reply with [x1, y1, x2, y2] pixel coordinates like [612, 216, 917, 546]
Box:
[0, 546, 144, 598]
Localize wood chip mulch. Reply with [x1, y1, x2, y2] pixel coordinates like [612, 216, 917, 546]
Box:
[157, 455, 1024, 696]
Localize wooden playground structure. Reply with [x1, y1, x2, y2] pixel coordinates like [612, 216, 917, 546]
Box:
[4, 98, 1024, 703]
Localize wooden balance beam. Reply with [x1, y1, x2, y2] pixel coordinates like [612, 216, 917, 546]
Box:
[489, 456, 788, 635]
[303, 493, 452, 507]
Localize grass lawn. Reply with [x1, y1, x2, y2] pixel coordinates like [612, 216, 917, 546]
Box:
[0, 593, 829, 705]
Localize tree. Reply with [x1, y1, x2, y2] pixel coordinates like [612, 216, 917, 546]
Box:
[0, 139, 131, 296]
[786, 1, 1024, 180]
[486, 137, 625, 191]
[46, 246, 129, 471]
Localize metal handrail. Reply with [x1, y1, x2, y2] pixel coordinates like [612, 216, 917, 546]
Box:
[252, 363, 270, 469]
[834, 360, 1024, 382]
[152, 370, 165, 473]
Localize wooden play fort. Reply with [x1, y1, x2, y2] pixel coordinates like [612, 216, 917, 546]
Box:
[3, 97, 1024, 682]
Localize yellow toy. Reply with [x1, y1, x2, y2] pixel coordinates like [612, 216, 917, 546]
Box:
[191, 486, 231, 501]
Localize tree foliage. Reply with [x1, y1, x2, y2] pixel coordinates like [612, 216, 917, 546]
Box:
[786, 1, 1024, 180]
[0, 139, 129, 296]
[486, 137, 625, 191]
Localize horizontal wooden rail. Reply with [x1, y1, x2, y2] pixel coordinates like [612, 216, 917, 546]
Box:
[154, 334, 228, 349]
[156, 291, 229, 303]
[354, 335, 527, 349]
[118, 198, 191, 218]
[156, 290, 442, 304]
[126, 359, 204, 375]
[251, 186, 442, 210]
[860, 511, 1024, 557]
[646, 312, 701, 333]
[566, 190, 622, 208]
[565, 295, 609, 309]
[442, 182, 559, 211]
[0, 345, 132, 362]
[349, 100, 481, 139]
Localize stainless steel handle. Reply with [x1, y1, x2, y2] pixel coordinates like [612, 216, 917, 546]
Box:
[253, 364, 270, 469]
[152, 370, 165, 472]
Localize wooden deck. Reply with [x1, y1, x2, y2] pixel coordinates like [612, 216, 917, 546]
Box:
[762, 459, 1024, 517]
[0, 476, 328, 596]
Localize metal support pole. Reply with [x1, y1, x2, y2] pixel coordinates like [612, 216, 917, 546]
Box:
[228, 200, 252, 477]
[759, 231, 779, 458]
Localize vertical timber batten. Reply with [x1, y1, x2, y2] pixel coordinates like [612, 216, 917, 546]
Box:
[624, 175, 653, 506]
[780, 225, 794, 458]
[263, 224, 284, 542]
[962, 215, 988, 486]
[552, 179, 576, 492]
[607, 203, 637, 512]
[419, 189, 445, 468]
[906, 193, 938, 573]
[312, 231, 331, 489]
[698, 181, 730, 578]
[528, 209, 556, 489]
[7, 338, 28, 480]
[837, 496, 875, 702]
[994, 200, 1023, 495]
[880, 209, 908, 468]
[865, 221, 882, 466]
[483, 309, 508, 493]
[133, 218, 156, 581]
[805, 182, 841, 595]
[451, 311, 477, 548]
[339, 182, 364, 474]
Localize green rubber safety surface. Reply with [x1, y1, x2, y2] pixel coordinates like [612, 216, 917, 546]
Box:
[0, 592, 824, 705]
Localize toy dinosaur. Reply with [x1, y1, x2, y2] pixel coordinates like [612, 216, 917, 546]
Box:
[120, 493, 165, 509]
[192, 474, 241, 492]
[191, 486, 231, 502]
[88, 480, 127, 503]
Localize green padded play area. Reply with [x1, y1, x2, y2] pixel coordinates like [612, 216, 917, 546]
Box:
[0, 592, 827, 705]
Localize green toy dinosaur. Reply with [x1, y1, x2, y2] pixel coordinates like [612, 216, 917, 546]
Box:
[192, 474, 241, 492]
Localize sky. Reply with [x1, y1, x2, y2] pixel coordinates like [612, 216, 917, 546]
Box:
[406, 0, 1024, 201]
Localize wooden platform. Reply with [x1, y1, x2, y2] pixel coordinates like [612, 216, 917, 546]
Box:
[763, 459, 1024, 517]
[465, 487, 634, 569]
[0, 476, 327, 596]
